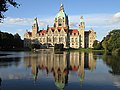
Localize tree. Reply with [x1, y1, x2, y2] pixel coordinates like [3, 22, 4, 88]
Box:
[93, 40, 100, 50]
[14, 33, 21, 40]
[0, 0, 20, 22]
[102, 30, 120, 52]
[13, 33, 23, 48]
[0, 31, 23, 50]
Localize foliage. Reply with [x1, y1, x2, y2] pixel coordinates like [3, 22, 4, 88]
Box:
[30, 44, 41, 49]
[0, 0, 20, 22]
[0, 31, 23, 50]
[112, 48, 120, 56]
[93, 40, 102, 50]
[102, 30, 120, 52]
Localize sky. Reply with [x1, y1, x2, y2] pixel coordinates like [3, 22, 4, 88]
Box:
[0, 0, 120, 40]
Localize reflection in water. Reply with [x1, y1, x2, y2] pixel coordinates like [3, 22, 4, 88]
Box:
[103, 54, 120, 75]
[102, 54, 120, 88]
[24, 51, 96, 90]
[0, 77, 1, 89]
[0, 57, 20, 67]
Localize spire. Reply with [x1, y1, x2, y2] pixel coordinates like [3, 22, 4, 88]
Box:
[34, 17, 38, 24]
[79, 16, 85, 29]
[59, 3, 64, 11]
[32, 17, 39, 36]
[33, 17, 39, 30]
[80, 16, 84, 23]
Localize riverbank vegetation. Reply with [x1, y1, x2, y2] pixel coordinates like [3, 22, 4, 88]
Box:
[0, 31, 23, 51]
[93, 29, 120, 55]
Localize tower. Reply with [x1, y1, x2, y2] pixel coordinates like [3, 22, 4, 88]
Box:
[54, 4, 69, 28]
[79, 16, 85, 48]
[32, 18, 39, 38]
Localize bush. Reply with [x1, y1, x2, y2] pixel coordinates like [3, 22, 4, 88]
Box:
[54, 44, 64, 51]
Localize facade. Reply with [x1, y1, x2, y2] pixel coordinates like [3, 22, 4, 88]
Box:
[24, 4, 96, 48]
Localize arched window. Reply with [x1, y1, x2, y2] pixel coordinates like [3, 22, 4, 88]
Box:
[58, 18, 62, 26]
[43, 38, 45, 42]
[71, 38, 74, 42]
[55, 18, 57, 22]
[60, 37, 64, 42]
[75, 38, 78, 42]
[48, 38, 51, 42]
[54, 37, 58, 42]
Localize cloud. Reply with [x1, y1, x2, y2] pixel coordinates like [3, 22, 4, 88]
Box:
[2, 17, 33, 25]
[112, 12, 120, 23]
[1, 12, 120, 40]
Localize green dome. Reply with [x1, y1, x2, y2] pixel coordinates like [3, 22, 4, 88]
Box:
[55, 11, 66, 18]
[55, 4, 66, 19]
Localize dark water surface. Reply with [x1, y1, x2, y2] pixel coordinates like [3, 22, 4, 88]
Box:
[0, 51, 120, 90]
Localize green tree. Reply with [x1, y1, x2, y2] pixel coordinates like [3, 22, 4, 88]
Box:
[0, 0, 20, 22]
[13, 33, 23, 48]
[14, 33, 21, 40]
[93, 40, 100, 50]
[0, 31, 23, 50]
[102, 30, 120, 53]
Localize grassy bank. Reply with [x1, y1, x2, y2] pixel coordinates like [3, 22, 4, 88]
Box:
[64, 48, 105, 52]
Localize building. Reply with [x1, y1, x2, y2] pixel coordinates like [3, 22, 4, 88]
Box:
[24, 4, 96, 49]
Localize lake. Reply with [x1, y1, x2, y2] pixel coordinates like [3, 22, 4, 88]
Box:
[0, 51, 120, 90]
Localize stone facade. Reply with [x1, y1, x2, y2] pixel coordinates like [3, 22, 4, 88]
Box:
[24, 4, 96, 48]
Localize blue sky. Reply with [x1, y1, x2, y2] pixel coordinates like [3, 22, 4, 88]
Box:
[0, 0, 120, 40]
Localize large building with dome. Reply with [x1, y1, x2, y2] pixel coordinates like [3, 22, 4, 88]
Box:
[24, 4, 96, 48]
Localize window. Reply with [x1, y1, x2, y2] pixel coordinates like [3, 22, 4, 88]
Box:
[75, 38, 78, 42]
[54, 37, 58, 42]
[43, 38, 45, 42]
[60, 37, 64, 42]
[48, 38, 51, 42]
[39, 38, 42, 42]
[71, 38, 74, 42]
[55, 18, 57, 22]
[58, 18, 62, 26]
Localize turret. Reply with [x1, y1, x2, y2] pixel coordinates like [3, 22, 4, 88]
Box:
[32, 18, 39, 38]
[79, 16, 85, 30]
[79, 16, 85, 48]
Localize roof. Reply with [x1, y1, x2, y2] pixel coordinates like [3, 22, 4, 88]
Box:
[85, 30, 96, 34]
[49, 27, 68, 32]
[27, 32, 32, 36]
[39, 30, 47, 35]
[69, 29, 79, 35]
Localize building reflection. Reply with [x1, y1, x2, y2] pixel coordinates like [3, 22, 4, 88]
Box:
[24, 51, 96, 89]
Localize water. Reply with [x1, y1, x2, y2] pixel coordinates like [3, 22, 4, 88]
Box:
[0, 51, 120, 90]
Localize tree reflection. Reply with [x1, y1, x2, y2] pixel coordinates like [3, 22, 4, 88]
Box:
[24, 51, 97, 89]
[0, 77, 2, 89]
[103, 54, 120, 75]
[0, 57, 20, 67]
